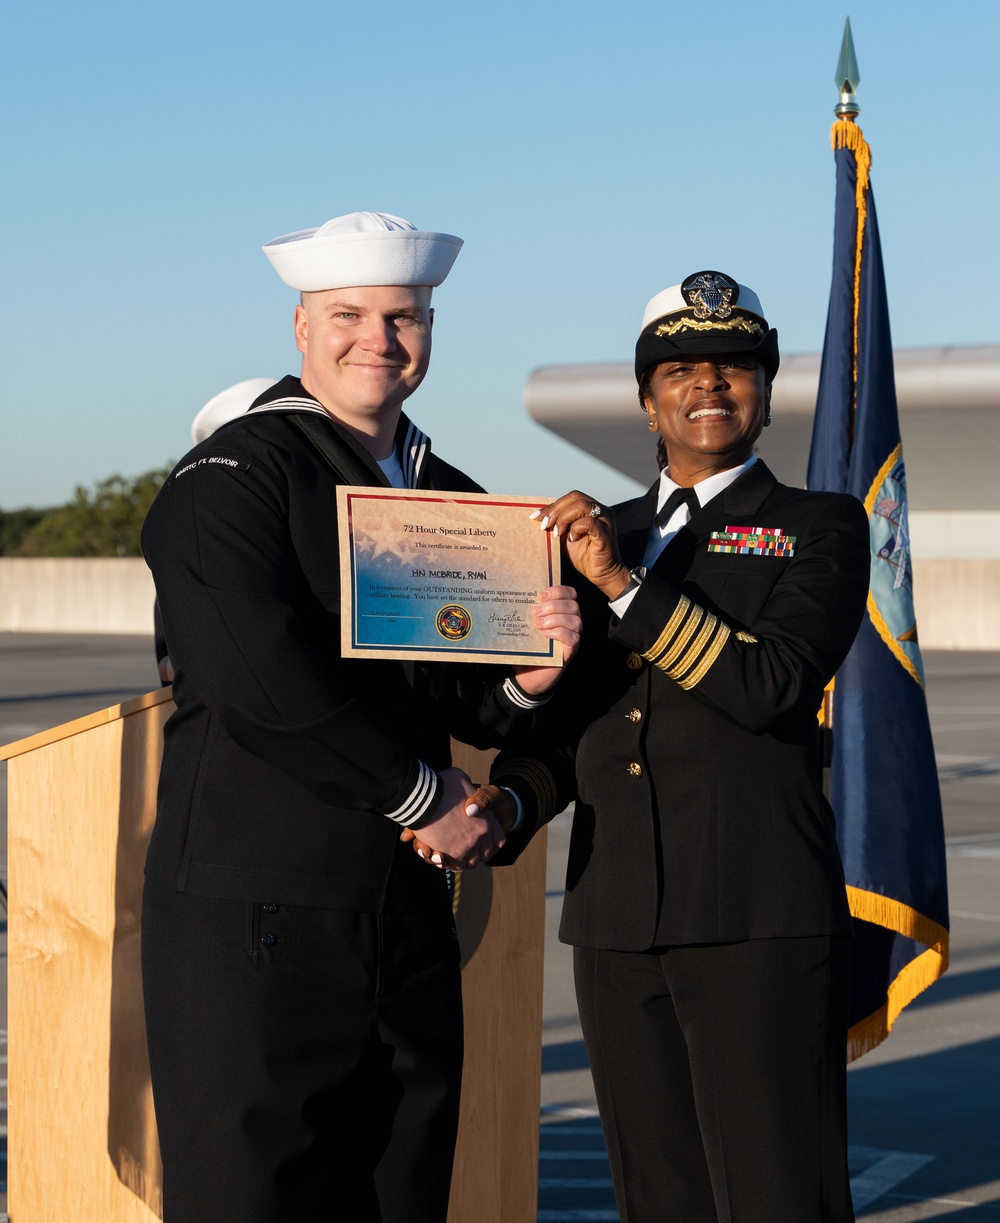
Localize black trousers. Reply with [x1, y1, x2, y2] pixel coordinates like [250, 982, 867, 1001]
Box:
[141, 879, 463, 1223]
[574, 936, 854, 1223]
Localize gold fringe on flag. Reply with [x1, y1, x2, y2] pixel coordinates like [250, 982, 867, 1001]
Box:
[830, 119, 872, 409]
[845, 884, 950, 1061]
[828, 121, 949, 1067]
[817, 675, 835, 727]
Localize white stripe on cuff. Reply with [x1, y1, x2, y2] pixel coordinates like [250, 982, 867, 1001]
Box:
[502, 676, 552, 709]
[384, 761, 438, 827]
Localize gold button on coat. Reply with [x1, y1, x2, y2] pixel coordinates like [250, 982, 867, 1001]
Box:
[625, 652, 643, 671]
[627, 762, 643, 778]
[626, 708, 642, 723]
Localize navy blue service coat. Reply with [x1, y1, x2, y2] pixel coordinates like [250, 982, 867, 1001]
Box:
[142, 376, 529, 912]
[494, 460, 871, 949]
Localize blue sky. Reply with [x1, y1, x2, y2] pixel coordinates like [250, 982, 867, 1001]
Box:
[3, 0, 998, 509]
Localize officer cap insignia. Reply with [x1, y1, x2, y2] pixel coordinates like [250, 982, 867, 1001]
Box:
[635, 272, 779, 383]
[681, 271, 738, 320]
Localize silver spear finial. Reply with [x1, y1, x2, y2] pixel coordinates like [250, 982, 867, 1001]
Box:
[834, 17, 861, 119]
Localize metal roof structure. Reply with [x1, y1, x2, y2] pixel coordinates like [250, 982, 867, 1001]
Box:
[524, 346, 1000, 513]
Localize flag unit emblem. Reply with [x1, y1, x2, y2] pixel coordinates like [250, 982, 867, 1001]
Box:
[707, 526, 796, 557]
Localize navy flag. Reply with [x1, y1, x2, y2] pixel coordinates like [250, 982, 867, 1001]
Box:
[808, 118, 949, 1060]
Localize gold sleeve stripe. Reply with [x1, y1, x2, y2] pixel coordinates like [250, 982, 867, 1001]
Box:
[671, 612, 718, 679]
[493, 757, 559, 821]
[652, 604, 705, 673]
[677, 622, 731, 690]
[642, 594, 692, 665]
[637, 590, 733, 688]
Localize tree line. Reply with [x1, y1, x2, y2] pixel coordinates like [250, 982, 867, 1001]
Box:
[0, 466, 173, 557]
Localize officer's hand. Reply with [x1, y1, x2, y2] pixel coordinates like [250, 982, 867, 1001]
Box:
[465, 784, 518, 834]
[531, 493, 631, 601]
[405, 768, 506, 870]
[514, 585, 583, 696]
[401, 782, 515, 868]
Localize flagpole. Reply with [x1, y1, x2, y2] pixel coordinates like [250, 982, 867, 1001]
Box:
[820, 18, 861, 781]
[809, 16, 950, 1060]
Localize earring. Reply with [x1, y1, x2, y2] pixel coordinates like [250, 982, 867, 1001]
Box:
[647, 419, 657, 430]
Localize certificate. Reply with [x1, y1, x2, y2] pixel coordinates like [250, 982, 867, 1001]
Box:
[337, 487, 561, 665]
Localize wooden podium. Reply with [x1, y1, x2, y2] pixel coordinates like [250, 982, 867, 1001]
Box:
[1, 690, 546, 1222]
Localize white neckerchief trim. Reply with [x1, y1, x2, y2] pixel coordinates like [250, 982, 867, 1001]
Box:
[246, 395, 431, 490]
[245, 395, 329, 418]
[402, 418, 430, 488]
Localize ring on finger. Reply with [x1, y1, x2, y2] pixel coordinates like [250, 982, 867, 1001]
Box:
[588, 503, 602, 519]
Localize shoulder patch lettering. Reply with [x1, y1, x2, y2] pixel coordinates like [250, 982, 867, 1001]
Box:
[174, 453, 252, 480]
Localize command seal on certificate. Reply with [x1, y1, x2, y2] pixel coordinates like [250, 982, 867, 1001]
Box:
[336, 487, 562, 665]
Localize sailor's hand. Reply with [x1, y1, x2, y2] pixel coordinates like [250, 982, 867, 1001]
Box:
[401, 782, 515, 868]
[514, 585, 582, 695]
[399, 769, 506, 870]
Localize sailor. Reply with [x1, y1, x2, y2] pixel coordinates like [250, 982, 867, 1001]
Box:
[140, 211, 579, 1223]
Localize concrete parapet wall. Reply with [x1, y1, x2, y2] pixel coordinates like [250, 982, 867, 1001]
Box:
[0, 557, 996, 649]
[912, 560, 1000, 651]
[0, 559, 156, 634]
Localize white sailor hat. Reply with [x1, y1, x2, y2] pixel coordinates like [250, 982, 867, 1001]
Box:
[191, 377, 278, 444]
[262, 211, 463, 292]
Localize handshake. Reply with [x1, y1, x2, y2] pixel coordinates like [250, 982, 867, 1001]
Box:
[399, 766, 519, 872]
[395, 580, 585, 873]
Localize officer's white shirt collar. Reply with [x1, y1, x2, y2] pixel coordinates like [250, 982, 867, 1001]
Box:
[610, 454, 758, 620]
[644, 454, 758, 569]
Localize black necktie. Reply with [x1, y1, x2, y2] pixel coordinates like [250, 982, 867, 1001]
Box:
[654, 485, 699, 530]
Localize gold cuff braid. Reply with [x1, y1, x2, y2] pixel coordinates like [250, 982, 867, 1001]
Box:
[642, 595, 732, 689]
[492, 757, 560, 823]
